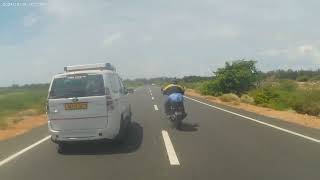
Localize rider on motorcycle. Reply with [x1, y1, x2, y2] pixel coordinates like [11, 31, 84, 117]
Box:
[162, 80, 186, 117]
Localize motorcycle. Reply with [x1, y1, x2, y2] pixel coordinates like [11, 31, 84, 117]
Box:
[168, 101, 186, 129]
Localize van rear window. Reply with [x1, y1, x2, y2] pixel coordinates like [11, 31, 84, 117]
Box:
[49, 74, 105, 99]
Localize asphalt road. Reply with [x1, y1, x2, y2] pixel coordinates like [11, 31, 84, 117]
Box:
[0, 86, 320, 180]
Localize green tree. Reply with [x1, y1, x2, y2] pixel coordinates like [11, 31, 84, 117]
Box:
[214, 60, 259, 95]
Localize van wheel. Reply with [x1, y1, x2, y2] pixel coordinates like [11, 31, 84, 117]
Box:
[129, 105, 132, 117]
[58, 143, 67, 153]
[115, 117, 129, 144]
[128, 111, 132, 124]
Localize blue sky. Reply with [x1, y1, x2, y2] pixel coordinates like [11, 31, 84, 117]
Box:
[0, 0, 320, 86]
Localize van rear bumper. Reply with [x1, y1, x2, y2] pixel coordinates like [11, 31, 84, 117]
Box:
[49, 128, 117, 144]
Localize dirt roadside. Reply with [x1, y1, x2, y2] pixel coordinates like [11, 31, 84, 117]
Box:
[0, 114, 47, 141]
[186, 89, 320, 129]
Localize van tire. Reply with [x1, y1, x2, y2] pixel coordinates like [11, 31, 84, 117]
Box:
[129, 105, 132, 117]
[58, 143, 67, 153]
[115, 115, 129, 144]
[128, 110, 132, 124]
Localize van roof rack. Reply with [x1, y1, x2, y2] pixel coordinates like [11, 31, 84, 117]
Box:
[64, 63, 116, 72]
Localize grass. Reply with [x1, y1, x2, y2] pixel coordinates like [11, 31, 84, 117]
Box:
[123, 80, 144, 89]
[248, 80, 320, 116]
[240, 94, 255, 104]
[0, 85, 48, 130]
[0, 121, 8, 130]
[177, 80, 212, 95]
[187, 79, 320, 116]
[180, 81, 208, 91]
[219, 93, 240, 105]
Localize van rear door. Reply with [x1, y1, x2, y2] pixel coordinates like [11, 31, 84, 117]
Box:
[48, 74, 108, 131]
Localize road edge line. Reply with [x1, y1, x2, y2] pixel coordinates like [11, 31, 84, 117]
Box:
[185, 96, 320, 143]
[0, 135, 51, 167]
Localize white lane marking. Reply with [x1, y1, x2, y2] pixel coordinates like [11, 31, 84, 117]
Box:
[148, 87, 153, 96]
[185, 96, 320, 143]
[152, 97, 154, 100]
[0, 136, 51, 167]
[154, 105, 159, 111]
[162, 130, 180, 165]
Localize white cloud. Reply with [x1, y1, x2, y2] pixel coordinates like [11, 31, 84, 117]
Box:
[296, 45, 320, 63]
[23, 14, 38, 27]
[1, 0, 320, 86]
[102, 32, 123, 47]
[298, 45, 315, 55]
[258, 48, 289, 57]
[215, 26, 239, 39]
[259, 44, 320, 65]
[208, 24, 240, 40]
[44, 0, 86, 21]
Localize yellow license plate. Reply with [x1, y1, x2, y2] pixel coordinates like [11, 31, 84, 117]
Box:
[64, 102, 88, 110]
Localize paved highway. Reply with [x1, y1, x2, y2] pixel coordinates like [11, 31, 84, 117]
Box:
[0, 86, 320, 180]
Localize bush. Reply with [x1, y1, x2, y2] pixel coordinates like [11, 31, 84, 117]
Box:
[310, 75, 320, 82]
[278, 80, 297, 91]
[240, 94, 254, 104]
[249, 80, 320, 115]
[249, 85, 294, 110]
[296, 75, 310, 82]
[250, 88, 277, 105]
[292, 90, 320, 116]
[181, 81, 208, 91]
[248, 80, 298, 110]
[293, 102, 320, 116]
[219, 93, 240, 103]
[200, 80, 222, 96]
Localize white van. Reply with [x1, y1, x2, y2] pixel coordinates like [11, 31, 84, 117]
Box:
[47, 63, 131, 151]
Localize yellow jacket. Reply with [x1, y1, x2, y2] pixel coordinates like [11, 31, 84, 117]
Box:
[162, 84, 185, 95]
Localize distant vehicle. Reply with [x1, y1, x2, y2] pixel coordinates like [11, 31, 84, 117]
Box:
[127, 88, 134, 94]
[47, 63, 132, 152]
[151, 83, 155, 86]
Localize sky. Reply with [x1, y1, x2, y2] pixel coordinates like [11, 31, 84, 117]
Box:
[0, 0, 320, 86]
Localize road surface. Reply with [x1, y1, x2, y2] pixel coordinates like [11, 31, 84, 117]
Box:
[0, 86, 319, 180]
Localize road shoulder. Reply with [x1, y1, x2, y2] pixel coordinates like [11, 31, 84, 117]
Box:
[185, 92, 320, 140]
[186, 89, 320, 129]
[0, 124, 48, 161]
